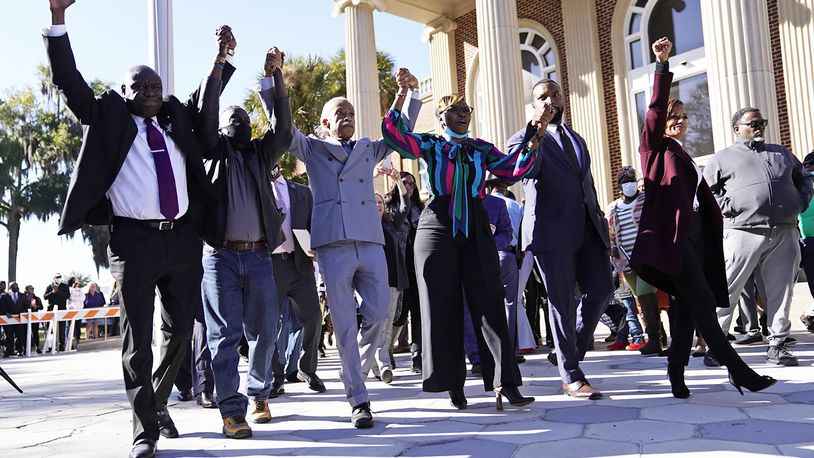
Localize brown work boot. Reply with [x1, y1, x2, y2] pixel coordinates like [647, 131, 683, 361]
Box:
[248, 399, 272, 424]
[222, 416, 252, 439]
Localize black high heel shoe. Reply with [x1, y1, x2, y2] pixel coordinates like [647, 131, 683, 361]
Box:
[728, 371, 776, 395]
[449, 388, 468, 410]
[494, 386, 535, 411]
[667, 364, 690, 399]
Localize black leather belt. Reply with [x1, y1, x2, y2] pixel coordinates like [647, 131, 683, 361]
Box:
[112, 216, 186, 231]
[223, 240, 267, 252]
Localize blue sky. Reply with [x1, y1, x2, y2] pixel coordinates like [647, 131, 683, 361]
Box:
[0, 0, 428, 291]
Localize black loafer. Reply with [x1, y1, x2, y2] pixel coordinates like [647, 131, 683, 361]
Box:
[196, 392, 217, 408]
[156, 408, 179, 438]
[269, 377, 286, 398]
[286, 372, 302, 384]
[547, 352, 558, 366]
[176, 388, 193, 402]
[298, 371, 327, 393]
[129, 440, 156, 458]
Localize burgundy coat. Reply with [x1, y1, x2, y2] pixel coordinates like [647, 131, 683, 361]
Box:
[629, 66, 729, 309]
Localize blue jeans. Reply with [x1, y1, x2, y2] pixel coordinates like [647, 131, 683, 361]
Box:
[201, 247, 279, 418]
[272, 298, 304, 380]
[616, 296, 644, 343]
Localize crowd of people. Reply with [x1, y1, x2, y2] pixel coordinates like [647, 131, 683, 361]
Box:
[36, 2, 813, 457]
[0, 275, 118, 357]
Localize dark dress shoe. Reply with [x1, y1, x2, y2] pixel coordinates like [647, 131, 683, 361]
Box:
[449, 388, 468, 409]
[735, 333, 764, 345]
[129, 440, 156, 458]
[286, 372, 303, 383]
[156, 408, 179, 438]
[547, 351, 558, 366]
[351, 402, 374, 428]
[562, 380, 602, 400]
[176, 388, 194, 402]
[196, 392, 217, 408]
[515, 355, 526, 364]
[495, 385, 535, 410]
[298, 371, 327, 392]
[269, 378, 286, 398]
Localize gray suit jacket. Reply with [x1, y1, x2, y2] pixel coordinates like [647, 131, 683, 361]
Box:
[288, 98, 422, 249]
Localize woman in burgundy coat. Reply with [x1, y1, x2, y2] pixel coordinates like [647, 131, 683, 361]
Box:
[629, 37, 775, 398]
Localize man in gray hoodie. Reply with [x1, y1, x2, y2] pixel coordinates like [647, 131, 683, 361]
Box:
[703, 107, 813, 367]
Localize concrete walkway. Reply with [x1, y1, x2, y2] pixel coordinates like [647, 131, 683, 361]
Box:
[2, 289, 814, 457]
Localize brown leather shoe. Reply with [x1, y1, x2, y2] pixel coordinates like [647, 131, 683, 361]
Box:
[222, 416, 252, 439]
[562, 380, 602, 400]
[249, 399, 272, 424]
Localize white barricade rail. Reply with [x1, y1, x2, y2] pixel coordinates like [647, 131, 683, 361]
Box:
[0, 307, 121, 357]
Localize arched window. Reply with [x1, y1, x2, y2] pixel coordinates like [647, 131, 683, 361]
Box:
[469, 23, 560, 137]
[625, 0, 713, 159]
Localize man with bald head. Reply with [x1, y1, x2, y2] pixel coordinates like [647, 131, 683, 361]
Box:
[45, 2, 232, 457]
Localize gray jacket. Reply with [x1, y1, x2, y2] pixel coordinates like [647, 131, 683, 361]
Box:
[287, 98, 421, 249]
[703, 140, 813, 229]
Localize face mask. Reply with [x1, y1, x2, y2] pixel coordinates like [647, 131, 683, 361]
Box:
[222, 123, 252, 146]
[444, 127, 469, 139]
[621, 182, 638, 197]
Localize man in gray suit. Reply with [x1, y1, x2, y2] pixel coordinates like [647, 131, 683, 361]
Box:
[287, 82, 421, 428]
[510, 79, 613, 400]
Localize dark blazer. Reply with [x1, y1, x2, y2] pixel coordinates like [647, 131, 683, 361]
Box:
[44, 283, 69, 310]
[629, 63, 728, 309]
[45, 33, 221, 235]
[0, 292, 27, 315]
[200, 73, 292, 251]
[285, 180, 315, 274]
[511, 125, 610, 253]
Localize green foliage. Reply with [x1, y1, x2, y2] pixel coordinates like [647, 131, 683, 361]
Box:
[0, 65, 112, 278]
[242, 49, 396, 182]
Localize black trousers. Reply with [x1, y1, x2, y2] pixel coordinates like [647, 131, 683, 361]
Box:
[414, 197, 521, 392]
[174, 299, 214, 397]
[108, 219, 200, 444]
[271, 253, 321, 375]
[665, 214, 757, 379]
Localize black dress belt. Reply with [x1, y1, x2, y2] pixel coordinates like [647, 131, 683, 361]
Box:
[112, 216, 186, 231]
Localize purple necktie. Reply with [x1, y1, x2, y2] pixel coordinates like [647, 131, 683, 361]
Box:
[144, 118, 179, 219]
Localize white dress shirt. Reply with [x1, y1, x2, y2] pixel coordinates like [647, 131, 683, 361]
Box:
[45, 25, 189, 221]
[546, 122, 583, 166]
[272, 176, 296, 254]
[106, 114, 189, 220]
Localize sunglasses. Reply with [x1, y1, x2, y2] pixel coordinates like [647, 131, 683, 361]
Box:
[738, 119, 768, 129]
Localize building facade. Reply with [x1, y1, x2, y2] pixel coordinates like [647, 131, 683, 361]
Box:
[333, 0, 814, 206]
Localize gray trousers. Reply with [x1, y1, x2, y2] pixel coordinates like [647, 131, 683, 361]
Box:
[316, 241, 390, 407]
[718, 227, 799, 346]
[737, 275, 761, 335]
[364, 287, 402, 376]
[499, 251, 519, 353]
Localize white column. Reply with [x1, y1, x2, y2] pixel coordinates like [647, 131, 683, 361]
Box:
[474, 0, 525, 149]
[563, 0, 612, 207]
[779, 0, 814, 157]
[147, 0, 174, 96]
[334, 0, 381, 140]
[701, 0, 779, 151]
[423, 17, 458, 131]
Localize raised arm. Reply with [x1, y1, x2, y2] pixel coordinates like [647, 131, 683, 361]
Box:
[256, 48, 293, 165]
[484, 123, 539, 182]
[44, 0, 96, 124]
[195, 25, 237, 159]
[641, 37, 672, 156]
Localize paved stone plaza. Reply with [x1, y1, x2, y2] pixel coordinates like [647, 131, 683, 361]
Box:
[2, 289, 814, 458]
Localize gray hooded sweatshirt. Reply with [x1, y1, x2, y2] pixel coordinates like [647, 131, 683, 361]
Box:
[703, 139, 813, 230]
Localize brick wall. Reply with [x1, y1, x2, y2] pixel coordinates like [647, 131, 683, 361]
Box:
[595, 0, 623, 195]
[767, 0, 792, 149]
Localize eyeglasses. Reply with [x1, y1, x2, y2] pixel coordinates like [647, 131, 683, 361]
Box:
[442, 106, 473, 116]
[738, 119, 768, 129]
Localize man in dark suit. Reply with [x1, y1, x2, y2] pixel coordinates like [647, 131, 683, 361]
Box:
[43, 274, 69, 351]
[2, 283, 28, 356]
[45, 2, 230, 457]
[257, 166, 324, 396]
[509, 79, 613, 400]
